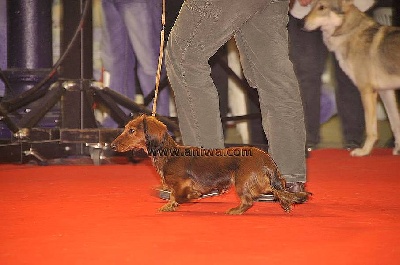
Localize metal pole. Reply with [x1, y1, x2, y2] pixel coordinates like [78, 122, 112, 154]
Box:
[5, 0, 53, 99]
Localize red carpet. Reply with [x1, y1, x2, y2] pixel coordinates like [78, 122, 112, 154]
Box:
[1, 149, 399, 264]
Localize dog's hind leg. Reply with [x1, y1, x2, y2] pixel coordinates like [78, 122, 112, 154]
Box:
[351, 90, 378, 156]
[378, 90, 400, 155]
[226, 194, 253, 215]
[226, 172, 258, 215]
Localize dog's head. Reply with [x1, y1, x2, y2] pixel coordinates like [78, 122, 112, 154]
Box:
[111, 114, 168, 154]
[304, 0, 355, 35]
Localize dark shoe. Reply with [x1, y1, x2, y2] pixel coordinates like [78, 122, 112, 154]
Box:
[200, 190, 220, 198]
[256, 193, 276, 202]
[306, 144, 316, 152]
[158, 189, 171, 200]
[159, 189, 277, 202]
[157, 189, 220, 200]
[344, 141, 362, 151]
[305, 144, 316, 158]
[385, 137, 395, 148]
[257, 183, 308, 202]
[285, 182, 305, 193]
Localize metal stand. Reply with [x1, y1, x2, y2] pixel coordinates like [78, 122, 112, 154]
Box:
[0, 0, 178, 165]
[0, 81, 179, 165]
[0, 0, 265, 165]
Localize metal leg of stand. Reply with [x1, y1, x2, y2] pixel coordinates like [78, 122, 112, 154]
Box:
[23, 148, 48, 166]
[3, 81, 52, 113]
[18, 83, 64, 129]
[87, 143, 107, 166]
[61, 80, 98, 129]
[93, 88, 131, 127]
[94, 86, 179, 132]
[0, 104, 20, 133]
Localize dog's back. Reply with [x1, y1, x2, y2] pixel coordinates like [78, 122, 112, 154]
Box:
[373, 26, 400, 89]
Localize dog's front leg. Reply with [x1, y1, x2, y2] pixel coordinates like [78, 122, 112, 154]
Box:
[378, 90, 400, 155]
[351, 90, 378, 156]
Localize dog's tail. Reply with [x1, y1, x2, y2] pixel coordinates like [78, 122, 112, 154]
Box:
[272, 189, 310, 212]
[264, 165, 310, 212]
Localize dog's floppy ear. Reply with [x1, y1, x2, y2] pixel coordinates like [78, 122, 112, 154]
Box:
[143, 115, 168, 153]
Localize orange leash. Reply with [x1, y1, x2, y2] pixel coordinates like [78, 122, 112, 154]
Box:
[152, 0, 166, 117]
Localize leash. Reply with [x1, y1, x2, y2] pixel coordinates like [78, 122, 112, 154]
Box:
[151, 0, 166, 117]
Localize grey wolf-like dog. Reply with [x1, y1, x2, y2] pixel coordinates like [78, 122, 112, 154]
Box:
[304, 0, 400, 156]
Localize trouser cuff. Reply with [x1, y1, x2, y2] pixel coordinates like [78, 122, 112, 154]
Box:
[282, 174, 306, 183]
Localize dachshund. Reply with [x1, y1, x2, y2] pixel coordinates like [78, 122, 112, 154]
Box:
[111, 115, 310, 215]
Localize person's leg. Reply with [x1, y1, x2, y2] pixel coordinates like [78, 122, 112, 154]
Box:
[248, 89, 268, 148]
[288, 14, 328, 149]
[235, 1, 306, 183]
[333, 58, 365, 148]
[120, 0, 169, 115]
[209, 47, 229, 131]
[102, 0, 136, 95]
[166, 0, 268, 148]
[101, 0, 136, 127]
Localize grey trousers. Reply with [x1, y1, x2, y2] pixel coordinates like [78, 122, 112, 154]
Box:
[166, 0, 306, 182]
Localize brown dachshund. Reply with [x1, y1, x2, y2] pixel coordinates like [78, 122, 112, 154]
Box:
[111, 115, 310, 215]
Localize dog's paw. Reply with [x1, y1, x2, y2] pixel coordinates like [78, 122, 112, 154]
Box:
[280, 203, 292, 213]
[226, 204, 252, 215]
[350, 148, 371, 157]
[159, 202, 178, 212]
[226, 208, 244, 215]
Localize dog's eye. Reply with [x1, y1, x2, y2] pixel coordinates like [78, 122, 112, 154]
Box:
[318, 5, 325, 11]
[129, 129, 135, 134]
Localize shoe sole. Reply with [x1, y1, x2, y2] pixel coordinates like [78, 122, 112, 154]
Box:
[157, 189, 275, 202]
